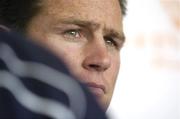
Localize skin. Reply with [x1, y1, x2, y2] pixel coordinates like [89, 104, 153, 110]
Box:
[26, 0, 124, 110]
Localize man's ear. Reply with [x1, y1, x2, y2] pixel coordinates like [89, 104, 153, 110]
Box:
[0, 25, 10, 32]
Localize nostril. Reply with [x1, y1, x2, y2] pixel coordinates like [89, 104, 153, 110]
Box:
[88, 64, 107, 71]
[89, 64, 100, 69]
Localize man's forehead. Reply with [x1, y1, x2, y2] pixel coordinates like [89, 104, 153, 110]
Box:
[38, 0, 123, 36]
[41, 0, 121, 12]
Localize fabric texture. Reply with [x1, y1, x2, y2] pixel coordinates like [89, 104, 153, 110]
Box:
[0, 31, 108, 119]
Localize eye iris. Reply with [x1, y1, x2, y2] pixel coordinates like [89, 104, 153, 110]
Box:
[70, 31, 75, 35]
[68, 31, 79, 38]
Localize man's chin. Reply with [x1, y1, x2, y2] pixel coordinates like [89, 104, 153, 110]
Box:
[89, 91, 109, 111]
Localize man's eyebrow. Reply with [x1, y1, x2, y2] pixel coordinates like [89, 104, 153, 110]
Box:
[60, 19, 100, 30]
[104, 29, 125, 43]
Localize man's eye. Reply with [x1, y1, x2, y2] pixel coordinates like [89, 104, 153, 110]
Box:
[63, 29, 81, 39]
[104, 36, 117, 48]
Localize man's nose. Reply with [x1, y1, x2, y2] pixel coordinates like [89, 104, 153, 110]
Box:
[82, 40, 111, 72]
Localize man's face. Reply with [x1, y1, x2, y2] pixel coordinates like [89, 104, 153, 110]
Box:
[26, 0, 124, 110]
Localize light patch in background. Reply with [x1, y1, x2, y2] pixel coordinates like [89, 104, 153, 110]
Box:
[108, 0, 180, 119]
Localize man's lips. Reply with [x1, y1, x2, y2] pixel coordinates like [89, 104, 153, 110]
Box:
[85, 82, 106, 96]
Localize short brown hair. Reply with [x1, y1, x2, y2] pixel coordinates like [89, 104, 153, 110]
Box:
[0, 0, 127, 31]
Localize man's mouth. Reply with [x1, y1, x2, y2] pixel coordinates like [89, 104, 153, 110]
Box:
[85, 82, 106, 97]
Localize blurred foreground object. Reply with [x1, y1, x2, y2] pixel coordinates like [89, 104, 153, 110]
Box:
[0, 31, 108, 119]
